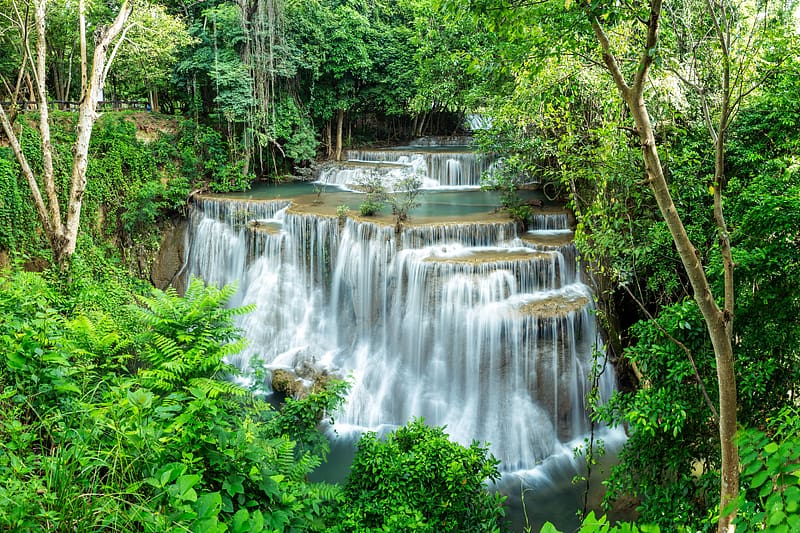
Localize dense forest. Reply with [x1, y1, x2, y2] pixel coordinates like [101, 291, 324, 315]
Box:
[1, 0, 799, 531]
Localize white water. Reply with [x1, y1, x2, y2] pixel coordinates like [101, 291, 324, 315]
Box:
[183, 179, 617, 476]
[317, 145, 492, 190]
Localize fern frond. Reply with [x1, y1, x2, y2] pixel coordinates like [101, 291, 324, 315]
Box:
[306, 481, 343, 502]
[287, 451, 321, 482]
[188, 377, 247, 399]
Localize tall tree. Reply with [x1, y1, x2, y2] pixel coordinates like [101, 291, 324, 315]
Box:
[587, 4, 741, 529]
[462, 0, 798, 529]
[0, 0, 134, 265]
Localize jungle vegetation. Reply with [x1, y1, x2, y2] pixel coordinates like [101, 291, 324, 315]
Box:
[1, 0, 799, 531]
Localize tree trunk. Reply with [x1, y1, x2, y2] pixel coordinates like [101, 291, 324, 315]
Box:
[0, 0, 133, 266]
[591, 5, 738, 530]
[633, 95, 738, 530]
[325, 120, 333, 159]
[335, 108, 344, 161]
[79, 0, 87, 95]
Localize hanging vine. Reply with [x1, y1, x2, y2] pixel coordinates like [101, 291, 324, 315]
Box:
[238, 0, 284, 177]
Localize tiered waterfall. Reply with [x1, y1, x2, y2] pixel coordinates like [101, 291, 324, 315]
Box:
[182, 143, 616, 474]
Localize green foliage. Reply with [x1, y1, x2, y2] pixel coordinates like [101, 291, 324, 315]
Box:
[0, 153, 40, 251]
[359, 199, 384, 217]
[723, 147, 800, 426]
[174, 119, 253, 193]
[0, 267, 348, 531]
[481, 161, 533, 226]
[353, 173, 422, 224]
[541, 511, 661, 532]
[596, 300, 719, 531]
[386, 175, 423, 226]
[85, 115, 181, 239]
[736, 407, 800, 532]
[335, 419, 506, 532]
[336, 204, 352, 220]
[356, 173, 388, 216]
[131, 278, 253, 396]
[0, 113, 202, 262]
[272, 96, 319, 162]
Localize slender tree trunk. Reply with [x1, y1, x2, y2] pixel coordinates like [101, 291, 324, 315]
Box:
[79, 0, 87, 95]
[335, 108, 344, 161]
[60, 0, 133, 264]
[325, 120, 333, 159]
[591, 4, 738, 530]
[34, 0, 64, 251]
[417, 112, 427, 137]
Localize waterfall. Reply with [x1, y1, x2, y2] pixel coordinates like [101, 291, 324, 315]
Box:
[316, 143, 493, 190]
[183, 177, 616, 474]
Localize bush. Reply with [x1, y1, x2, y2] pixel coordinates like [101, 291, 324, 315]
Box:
[335, 419, 506, 532]
[0, 270, 347, 531]
[359, 200, 384, 216]
[336, 204, 351, 220]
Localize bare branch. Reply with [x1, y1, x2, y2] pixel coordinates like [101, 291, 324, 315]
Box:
[620, 282, 720, 424]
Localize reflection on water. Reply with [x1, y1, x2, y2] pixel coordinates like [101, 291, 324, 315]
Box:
[215, 182, 543, 218]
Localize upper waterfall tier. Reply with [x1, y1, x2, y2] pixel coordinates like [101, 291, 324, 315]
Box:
[317, 146, 493, 190]
[183, 187, 614, 474]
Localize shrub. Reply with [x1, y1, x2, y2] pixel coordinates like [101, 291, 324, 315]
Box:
[336, 419, 506, 532]
[336, 204, 351, 220]
[359, 200, 384, 216]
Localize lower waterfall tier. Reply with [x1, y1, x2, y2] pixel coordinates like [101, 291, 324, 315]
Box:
[183, 191, 616, 472]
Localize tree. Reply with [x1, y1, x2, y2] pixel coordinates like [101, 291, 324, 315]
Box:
[462, 0, 798, 529]
[0, 0, 134, 265]
[108, 3, 193, 111]
[585, 5, 741, 529]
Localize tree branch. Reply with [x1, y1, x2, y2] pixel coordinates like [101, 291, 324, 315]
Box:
[620, 283, 720, 424]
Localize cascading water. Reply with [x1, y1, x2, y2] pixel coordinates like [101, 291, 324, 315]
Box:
[182, 144, 619, 492]
[317, 141, 493, 190]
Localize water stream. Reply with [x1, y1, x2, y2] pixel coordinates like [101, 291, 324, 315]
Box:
[182, 141, 624, 531]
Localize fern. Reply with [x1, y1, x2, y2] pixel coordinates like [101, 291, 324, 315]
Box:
[130, 277, 253, 396]
[307, 481, 343, 503]
[188, 377, 247, 398]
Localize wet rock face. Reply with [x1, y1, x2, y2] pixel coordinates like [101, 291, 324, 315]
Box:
[150, 218, 188, 292]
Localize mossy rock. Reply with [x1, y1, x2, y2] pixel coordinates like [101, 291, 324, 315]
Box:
[271, 369, 304, 397]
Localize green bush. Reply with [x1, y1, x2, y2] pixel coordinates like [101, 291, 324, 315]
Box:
[358, 199, 383, 216]
[736, 407, 800, 532]
[335, 419, 506, 532]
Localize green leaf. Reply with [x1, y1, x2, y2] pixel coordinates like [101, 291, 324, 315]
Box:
[54, 382, 81, 394]
[42, 352, 69, 365]
[6, 352, 28, 371]
[194, 492, 222, 520]
[128, 388, 154, 409]
[767, 511, 787, 527]
[751, 470, 770, 488]
[231, 509, 250, 533]
[223, 474, 245, 496]
[174, 474, 201, 502]
[764, 442, 780, 454]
